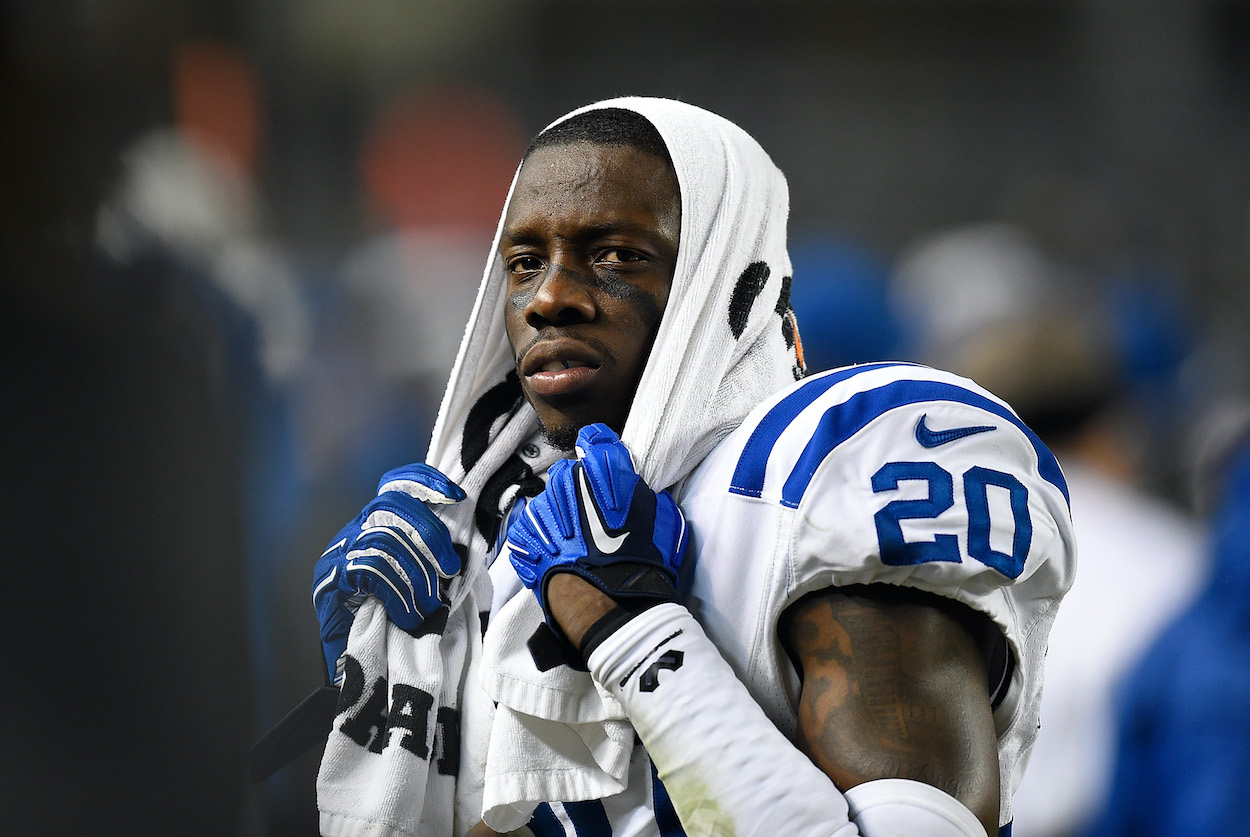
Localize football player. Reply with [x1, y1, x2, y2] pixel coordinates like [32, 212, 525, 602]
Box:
[310, 98, 1076, 836]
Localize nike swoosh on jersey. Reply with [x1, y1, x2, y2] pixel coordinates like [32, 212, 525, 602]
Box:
[579, 469, 628, 554]
[914, 413, 997, 448]
[730, 368, 1070, 508]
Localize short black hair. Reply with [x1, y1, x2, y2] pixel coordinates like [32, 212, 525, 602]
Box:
[524, 107, 673, 168]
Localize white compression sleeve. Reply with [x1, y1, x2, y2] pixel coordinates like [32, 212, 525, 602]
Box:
[845, 779, 988, 836]
[586, 602, 860, 837]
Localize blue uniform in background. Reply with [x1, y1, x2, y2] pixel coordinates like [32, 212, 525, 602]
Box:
[1087, 439, 1250, 835]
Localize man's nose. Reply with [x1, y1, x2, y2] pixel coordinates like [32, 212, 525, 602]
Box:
[524, 262, 596, 327]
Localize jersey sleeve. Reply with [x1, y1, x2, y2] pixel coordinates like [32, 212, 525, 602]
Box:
[721, 362, 1077, 823]
[721, 364, 1074, 634]
[785, 379, 1074, 618]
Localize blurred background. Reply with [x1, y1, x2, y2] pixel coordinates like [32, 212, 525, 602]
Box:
[3, 1, 1249, 835]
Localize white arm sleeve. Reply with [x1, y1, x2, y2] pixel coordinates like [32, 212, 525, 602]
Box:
[587, 603, 860, 837]
[845, 779, 987, 836]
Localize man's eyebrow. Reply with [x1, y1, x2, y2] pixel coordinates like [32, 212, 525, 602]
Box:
[500, 220, 669, 247]
[497, 228, 540, 246]
[575, 221, 660, 240]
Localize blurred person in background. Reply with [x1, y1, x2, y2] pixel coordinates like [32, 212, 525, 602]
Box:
[313, 82, 526, 490]
[1, 38, 283, 836]
[891, 222, 1209, 837]
[91, 39, 313, 834]
[1085, 407, 1250, 835]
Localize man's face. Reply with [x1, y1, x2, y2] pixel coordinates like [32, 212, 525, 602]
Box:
[500, 141, 681, 449]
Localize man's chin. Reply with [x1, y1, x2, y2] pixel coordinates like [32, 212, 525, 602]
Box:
[538, 418, 580, 452]
[538, 412, 627, 452]
[531, 397, 627, 452]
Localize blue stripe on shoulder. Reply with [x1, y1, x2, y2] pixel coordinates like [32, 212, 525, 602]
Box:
[730, 362, 911, 497]
[731, 370, 1069, 509]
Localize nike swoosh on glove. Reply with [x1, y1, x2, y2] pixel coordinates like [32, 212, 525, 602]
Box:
[504, 423, 688, 629]
[311, 463, 465, 685]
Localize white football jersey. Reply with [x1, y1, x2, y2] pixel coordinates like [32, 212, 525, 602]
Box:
[513, 362, 1074, 836]
[676, 362, 1077, 831]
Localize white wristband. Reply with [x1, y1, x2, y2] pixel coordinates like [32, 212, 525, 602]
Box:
[587, 603, 859, 837]
[845, 779, 988, 837]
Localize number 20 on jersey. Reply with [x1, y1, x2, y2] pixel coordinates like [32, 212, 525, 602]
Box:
[872, 461, 1031, 579]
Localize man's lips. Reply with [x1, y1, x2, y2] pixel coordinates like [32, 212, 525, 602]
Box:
[520, 340, 604, 398]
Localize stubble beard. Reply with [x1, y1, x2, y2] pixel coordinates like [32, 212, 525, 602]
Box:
[538, 416, 580, 452]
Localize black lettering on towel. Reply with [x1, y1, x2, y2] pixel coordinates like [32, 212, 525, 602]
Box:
[334, 653, 461, 773]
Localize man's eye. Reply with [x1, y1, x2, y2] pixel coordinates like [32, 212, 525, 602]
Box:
[599, 248, 641, 264]
[507, 255, 543, 274]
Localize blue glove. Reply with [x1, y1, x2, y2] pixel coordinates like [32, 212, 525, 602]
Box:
[312, 463, 465, 685]
[504, 423, 688, 630]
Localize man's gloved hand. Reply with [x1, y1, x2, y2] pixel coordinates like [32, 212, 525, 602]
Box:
[312, 463, 465, 685]
[504, 423, 688, 633]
